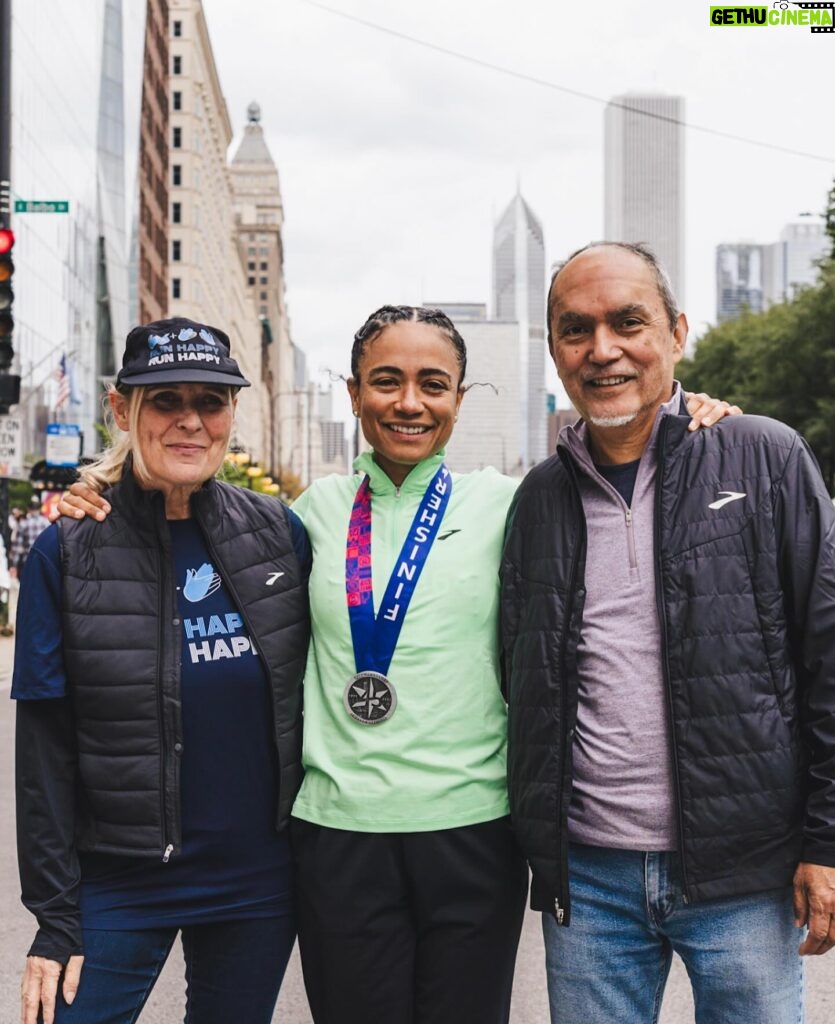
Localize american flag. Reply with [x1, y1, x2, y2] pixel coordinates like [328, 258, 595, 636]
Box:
[55, 355, 70, 411]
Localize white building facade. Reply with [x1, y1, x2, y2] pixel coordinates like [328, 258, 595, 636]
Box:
[491, 190, 547, 471]
[605, 94, 685, 304]
[167, 0, 266, 462]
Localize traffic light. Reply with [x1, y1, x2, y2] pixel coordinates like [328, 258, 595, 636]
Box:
[0, 228, 14, 371]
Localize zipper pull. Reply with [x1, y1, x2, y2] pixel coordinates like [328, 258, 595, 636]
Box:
[554, 898, 565, 925]
[162, 843, 174, 863]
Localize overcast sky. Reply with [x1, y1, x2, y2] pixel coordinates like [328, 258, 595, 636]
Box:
[201, 0, 834, 413]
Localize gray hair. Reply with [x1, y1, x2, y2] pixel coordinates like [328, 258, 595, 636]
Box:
[546, 241, 680, 347]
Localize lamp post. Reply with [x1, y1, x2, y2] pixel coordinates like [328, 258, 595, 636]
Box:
[272, 387, 313, 486]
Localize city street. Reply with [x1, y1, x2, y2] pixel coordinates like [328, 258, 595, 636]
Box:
[1, 623, 833, 1022]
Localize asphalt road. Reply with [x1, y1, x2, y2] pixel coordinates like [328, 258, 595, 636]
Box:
[1, 621, 833, 1023]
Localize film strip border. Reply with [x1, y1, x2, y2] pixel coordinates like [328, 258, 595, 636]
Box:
[794, 2, 835, 32]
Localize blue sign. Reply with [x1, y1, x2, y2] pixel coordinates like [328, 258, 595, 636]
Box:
[46, 423, 82, 467]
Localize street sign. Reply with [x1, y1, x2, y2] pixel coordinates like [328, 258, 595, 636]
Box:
[46, 422, 81, 467]
[0, 414, 22, 477]
[14, 199, 70, 214]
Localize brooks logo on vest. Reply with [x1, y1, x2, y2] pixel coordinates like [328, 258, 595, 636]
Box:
[708, 491, 747, 511]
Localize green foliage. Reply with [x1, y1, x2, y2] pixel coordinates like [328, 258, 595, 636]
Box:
[825, 180, 835, 262]
[217, 458, 251, 489]
[8, 478, 32, 510]
[679, 260, 835, 491]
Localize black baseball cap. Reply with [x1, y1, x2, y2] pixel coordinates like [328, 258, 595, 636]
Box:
[116, 317, 251, 389]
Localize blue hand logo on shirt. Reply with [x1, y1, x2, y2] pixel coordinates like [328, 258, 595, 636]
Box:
[183, 562, 222, 603]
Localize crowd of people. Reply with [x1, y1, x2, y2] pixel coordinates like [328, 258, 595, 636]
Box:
[11, 241, 835, 1024]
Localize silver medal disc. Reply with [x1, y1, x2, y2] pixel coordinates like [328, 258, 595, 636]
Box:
[343, 671, 397, 725]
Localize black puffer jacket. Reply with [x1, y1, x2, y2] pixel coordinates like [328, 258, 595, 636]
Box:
[501, 411, 835, 922]
[16, 472, 309, 959]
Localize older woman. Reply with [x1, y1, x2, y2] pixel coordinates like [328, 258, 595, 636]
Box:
[14, 318, 310, 1024]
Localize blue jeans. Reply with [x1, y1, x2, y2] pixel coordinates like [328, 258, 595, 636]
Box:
[543, 844, 805, 1024]
[52, 916, 296, 1024]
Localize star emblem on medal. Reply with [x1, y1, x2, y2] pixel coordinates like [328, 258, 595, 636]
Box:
[343, 671, 397, 724]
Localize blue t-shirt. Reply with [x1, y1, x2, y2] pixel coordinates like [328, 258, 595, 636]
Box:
[595, 458, 641, 507]
[13, 509, 310, 929]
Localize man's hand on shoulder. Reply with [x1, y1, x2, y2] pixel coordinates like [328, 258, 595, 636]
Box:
[48, 482, 110, 524]
[793, 861, 835, 955]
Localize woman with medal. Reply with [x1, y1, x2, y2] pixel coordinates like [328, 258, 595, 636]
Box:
[14, 318, 310, 1024]
[55, 306, 737, 1024]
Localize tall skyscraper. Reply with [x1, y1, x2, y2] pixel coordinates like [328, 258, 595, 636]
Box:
[167, 0, 266, 463]
[763, 219, 828, 306]
[230, 101, 298, 479]
[716, 244, 764, 323]
[9, 0, 146, 458]
[604, 93, 685, 303]
[136, 0, 169, 325]
[492, 189, 547, 470]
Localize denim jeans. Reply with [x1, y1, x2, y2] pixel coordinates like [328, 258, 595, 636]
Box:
[52, 916, 296, 1024]
[542, 844, 805, 1024]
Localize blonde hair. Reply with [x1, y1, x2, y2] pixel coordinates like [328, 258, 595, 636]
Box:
[79, 384, 236, 492]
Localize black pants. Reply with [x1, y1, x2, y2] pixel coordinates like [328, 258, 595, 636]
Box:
[290, 816, 528, 1024]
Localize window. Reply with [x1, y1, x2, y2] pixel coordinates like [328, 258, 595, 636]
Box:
[172, 55, 182, 75]
[259, 261, 267, 271]
[248, 261, 256, 271]
[172, 165, 182, 186]
[172, 202, 181, 224]
[173, 20, 182, 37]
[260, 292, 267, 301]
[172, 126, 182, 148]
[260, 276, 268, 285]
[248, 276, 255, 286]
[248, 246, 256, 256]
[172, 278, 181, 299]
[260, 247, 269, 257]
[173, 91, 182, 111]
[259, 305, 268, 316]
[172, 240, 181, 261]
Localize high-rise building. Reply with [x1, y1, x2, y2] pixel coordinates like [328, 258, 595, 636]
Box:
[491, 190, 547, 470]
[167, 0, 266, 462]
[9, 0, 146, 459]
[716, 244, 764, 323]
[136, 0, 169, 325]
[763, 219, 828, 306]
[229, 102, 298, 481]
[604, 94, 685, 303]
[438, 318, 523, 475]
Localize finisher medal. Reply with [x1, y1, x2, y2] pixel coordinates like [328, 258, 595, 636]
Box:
[344, 464, 452, 725]
[343, 671, 397, 725]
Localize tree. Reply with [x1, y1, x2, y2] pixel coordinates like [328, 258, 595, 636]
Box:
[826, 179, 835, 262]
[679, 259, 835, 491]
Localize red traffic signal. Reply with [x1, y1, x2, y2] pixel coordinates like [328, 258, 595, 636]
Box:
[0, 228, 16, 364]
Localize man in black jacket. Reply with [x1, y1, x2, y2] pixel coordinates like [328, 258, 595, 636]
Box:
[501, 241, 835, 1023]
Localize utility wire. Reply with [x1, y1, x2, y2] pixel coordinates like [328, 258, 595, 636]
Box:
[300, 0, 835, 166]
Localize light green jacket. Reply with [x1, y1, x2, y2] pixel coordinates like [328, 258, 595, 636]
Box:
[291, 450, 518, 832]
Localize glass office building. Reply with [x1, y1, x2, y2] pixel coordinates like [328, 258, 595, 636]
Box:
[9, 0, 145, 460]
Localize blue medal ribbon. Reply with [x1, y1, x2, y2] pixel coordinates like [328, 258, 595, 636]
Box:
[345, 464, 452, 676]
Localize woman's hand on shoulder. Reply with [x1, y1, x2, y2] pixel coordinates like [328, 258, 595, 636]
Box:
[48, 482, 111, 524]
[21, 954, 84, 1024]
[683, 391, 742, 432]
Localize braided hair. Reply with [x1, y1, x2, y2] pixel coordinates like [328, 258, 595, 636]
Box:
[350, 305, 467, 385]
